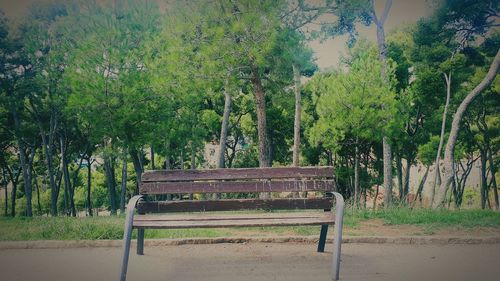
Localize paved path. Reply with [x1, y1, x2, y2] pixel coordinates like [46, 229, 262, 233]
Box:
[1, 243, 499, 281]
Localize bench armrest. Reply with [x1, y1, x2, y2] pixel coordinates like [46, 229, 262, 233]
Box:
[127, 195, 144, 213]
[120, 195, 144, 281]
[330, 192, 344, 281]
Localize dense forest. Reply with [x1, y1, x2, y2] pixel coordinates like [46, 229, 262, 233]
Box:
[0, 0, 498, 217]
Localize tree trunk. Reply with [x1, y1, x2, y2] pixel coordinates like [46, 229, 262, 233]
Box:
[55, 166, 62, 211]
[62, 155, 68, 215]
[292, 64, 303, 199]
[480, 149, 488, 209]
[251, 68, 270, 168]
[11, 104, 34, 216]
[4, 186, 8, 216]
[454, 156, 476, 208]
[34, 175, 42, 215]
[403, 158, 411, 203]
[10, 178, 16, 217]
[86, 156, 93, 216]
[488, 148, 499, 210]
[363, 188, 367, 208]
[103, 156, 117, 215]
[382, 138, 393, 206]
[292, 63, 301, 167]
[2, 168, 8, 217]
[251, 68, 271, 199]
[373, 185, 379, 210]
[23, 148, 35, 217]
[165, 139, 171, 170]
[138, 148, 144, 171]
[191, 143, 196, 170]
[372, 0, 393, 207]
[4, 184, 7, 217]
[448, 180, 456, 209]
[42, 135, 58, 216]
[5, 166, 20, 217]
[69, 156, 84, 217]
[354, 140, 360, 208]
[190, 143, 195, 200]
[38, 117, 58, 216]
[60, 135, 73, 216]
[430, 164, 440, 204]
[412, 165, 429, 208]
[120, 155, 127, 214]
[164, 140, 172, 200]
[396, 153, 403, 201]
[180, 150, 184, 170]
[130, 148, 143, 195]
[430, 72, 452, 206]
[150, 145, 155, 170]
[218, 83, 232, 169]
[433, 49, 500, 208]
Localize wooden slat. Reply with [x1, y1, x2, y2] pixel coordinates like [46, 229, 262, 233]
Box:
[142, 167, 334, 182]
[134, 212, 333, 222]
[133, 215, 335, 229]
[139, 180, 334, 194]
[137, 198, 333, 213]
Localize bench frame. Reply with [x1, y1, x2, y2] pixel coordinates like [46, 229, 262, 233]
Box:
[119, 167, 344, 281]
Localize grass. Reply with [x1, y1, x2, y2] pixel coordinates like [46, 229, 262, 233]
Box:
[0, 216, 233, 241]
[0, 208, 498, 241]
[350, 208, 500, 228]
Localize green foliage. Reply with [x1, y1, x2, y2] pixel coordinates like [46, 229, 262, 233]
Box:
[417, 136, 441, 166]
[308, 47, 397, 151]
[1, 0, 499, 217]
[317, 0, 372, 46]
[65, 0, 163, 150]
[232, 144, 259, 168]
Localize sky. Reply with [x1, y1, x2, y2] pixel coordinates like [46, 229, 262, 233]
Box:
[0, 0, 435, 70]
[310, 0, 435, 69]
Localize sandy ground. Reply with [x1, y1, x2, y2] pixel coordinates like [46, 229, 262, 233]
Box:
[347, 219, 500, 237]
[223, 219, 500, 238]
[1, 243, 499, 281]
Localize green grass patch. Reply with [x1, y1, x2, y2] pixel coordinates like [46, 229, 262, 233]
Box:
[0, 208, 498, 241]
[349, 208, 500, 228]
[0, 216, 231, 241]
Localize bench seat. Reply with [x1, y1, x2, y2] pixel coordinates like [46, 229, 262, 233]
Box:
[133, 212, 336, 229]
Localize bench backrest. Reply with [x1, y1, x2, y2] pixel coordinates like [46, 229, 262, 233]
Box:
[138, 167, 335, 213]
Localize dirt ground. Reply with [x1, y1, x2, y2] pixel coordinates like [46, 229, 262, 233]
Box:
[224, 219, 500, 238]
[0, 243, 499, 281]
[346, 219, 500, 237]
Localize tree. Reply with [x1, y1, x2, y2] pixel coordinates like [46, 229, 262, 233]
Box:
[414, 136, 439, 207]
[65, 0, 162, 213]
[410, 6, 474, 205]
[21, 2, 71, 216]
[0, 9, 41, 217]
[308, 46, 397, 206]
[369, 0, 395, 206]
[432, 0, 500, 208]
[434, 51, 499, 208]
[156, 0, 308, 172]
[282, 0, 374, 169]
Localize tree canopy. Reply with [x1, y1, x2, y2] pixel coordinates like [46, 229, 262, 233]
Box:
[0, 0, 498, 216]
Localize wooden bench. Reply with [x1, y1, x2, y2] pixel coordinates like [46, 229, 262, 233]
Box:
[120, 166, 344, 281]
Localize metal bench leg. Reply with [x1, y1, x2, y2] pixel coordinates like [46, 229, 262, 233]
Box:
[319, 193, 333, 253]
[137, 228, 145, 255]
[331, 192, 344, 281]
[317, 225, 329, 252]
[120, 195, 143, 281]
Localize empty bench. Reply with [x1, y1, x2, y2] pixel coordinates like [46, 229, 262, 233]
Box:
[120, 166, 344, 281]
